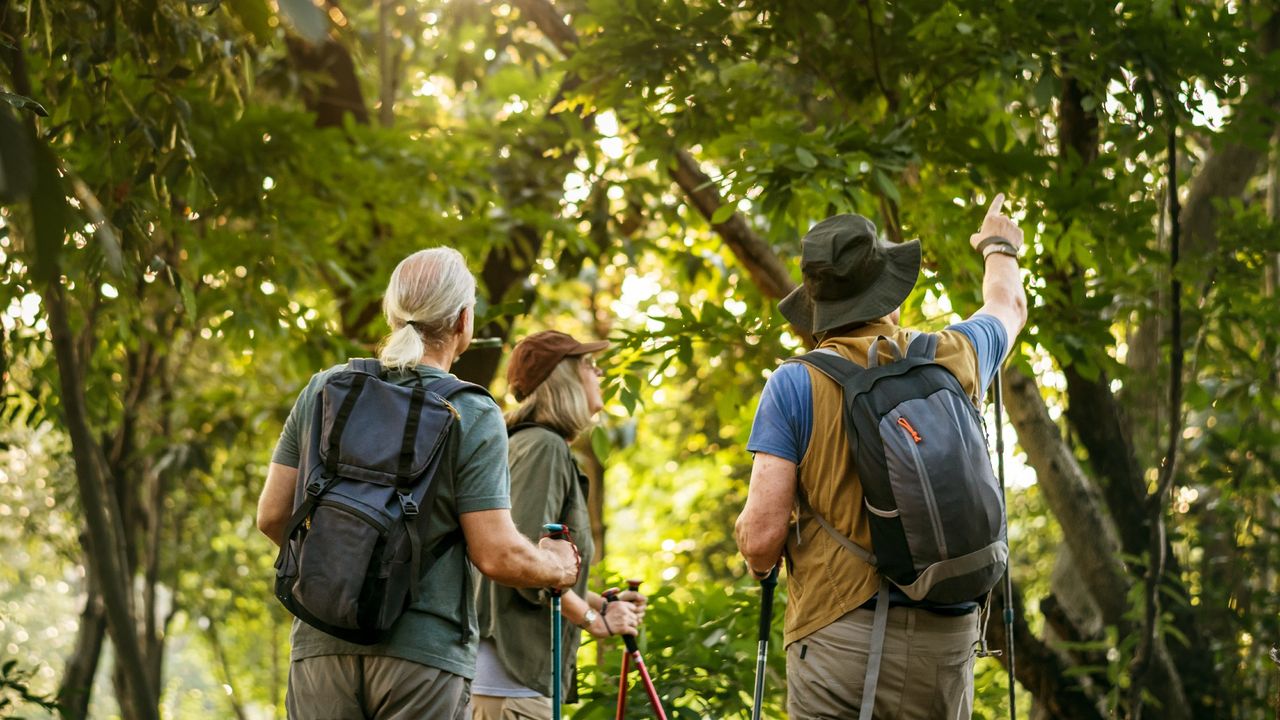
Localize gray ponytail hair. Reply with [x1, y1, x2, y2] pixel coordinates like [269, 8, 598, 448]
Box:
[378, 248, 476, 371]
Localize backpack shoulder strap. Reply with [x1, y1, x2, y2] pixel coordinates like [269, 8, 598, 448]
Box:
[906, 331, 939, 360]
[796, 492, 875, 566]
[859, 577, 893, 720]
[788, 349, 864, 389]
[422, 376, 494, 402]
[866, 335, 906, 368]
[348, 358, 384, 377]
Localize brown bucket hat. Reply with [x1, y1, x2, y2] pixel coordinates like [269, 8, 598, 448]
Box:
[507, 330, 609, 401]
[778, 214, 921, 335]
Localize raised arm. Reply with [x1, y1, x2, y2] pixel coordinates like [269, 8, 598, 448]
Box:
[970, 192, 1028, 343]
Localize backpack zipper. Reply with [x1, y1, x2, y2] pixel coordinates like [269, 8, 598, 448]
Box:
[897, 415, 948, 560]
[896, 417, 922, 443]
[314, 498, 391, 535]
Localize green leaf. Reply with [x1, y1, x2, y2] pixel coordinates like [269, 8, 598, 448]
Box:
[227, 0, 272, 43]
[795, 146, 818, 169]
[709, 203, 735, 225]
[872, 168, 900, 204]
[276, 0, 329, 44]
[590, 425, 610, 461]
[179, 273, 198, 324]
[0, 91, 49, 117]
[478, 299, 525, 326]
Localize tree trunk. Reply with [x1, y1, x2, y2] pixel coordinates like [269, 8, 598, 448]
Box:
[985, 580, 1106, 720]
[1002, 369, 1189, 719]
[1054, 70, 1151, 561]
[45, 281, 159, 720]
[57, 545, 107, 720]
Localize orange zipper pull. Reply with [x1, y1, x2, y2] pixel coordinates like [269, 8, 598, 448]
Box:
[897, 417, 922, 443]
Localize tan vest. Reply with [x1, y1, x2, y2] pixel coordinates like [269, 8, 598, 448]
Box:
[783, 321, 983, 645]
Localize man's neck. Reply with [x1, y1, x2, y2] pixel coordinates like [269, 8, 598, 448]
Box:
[820, 317, 896, 342]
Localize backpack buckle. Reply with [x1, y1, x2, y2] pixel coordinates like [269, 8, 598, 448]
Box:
[398, 493, 419, 517]
[306, 478, 328, 497]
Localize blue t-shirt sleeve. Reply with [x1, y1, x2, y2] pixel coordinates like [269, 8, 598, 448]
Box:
[947, 314, 1010, 401]
[746, 361, 813, 463]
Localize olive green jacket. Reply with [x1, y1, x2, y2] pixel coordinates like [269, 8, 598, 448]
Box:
[475, 424, 595, 699]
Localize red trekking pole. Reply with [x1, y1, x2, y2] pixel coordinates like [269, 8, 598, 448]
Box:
[606, 580, 668, 720]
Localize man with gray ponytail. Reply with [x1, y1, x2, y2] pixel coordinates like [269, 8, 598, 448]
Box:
[257, 248, 581, 720]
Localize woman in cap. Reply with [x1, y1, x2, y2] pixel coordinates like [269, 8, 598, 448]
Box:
[472, 330, 647, 720]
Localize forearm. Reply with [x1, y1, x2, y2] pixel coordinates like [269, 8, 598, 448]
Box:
[736, 513, 788, 574]
[735, 453, 796, 574]
[463, 509, 565, 588]
[475, 538, 561, 588]
[257, 462, 299, 547]
[560, 590, 594, 626]
[978, 253, 1027, 338]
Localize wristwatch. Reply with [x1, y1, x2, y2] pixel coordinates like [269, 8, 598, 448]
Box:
[977, 235, 1019, 259]
[579, 608, 598, 629]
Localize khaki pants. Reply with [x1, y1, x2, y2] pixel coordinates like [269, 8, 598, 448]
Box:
[470, 694, 552, 720]
[787, 606, 978, 720]
[286, 655, 470, 720]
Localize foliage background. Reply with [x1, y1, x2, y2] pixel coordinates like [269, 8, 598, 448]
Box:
[1, 0, 1279, 718]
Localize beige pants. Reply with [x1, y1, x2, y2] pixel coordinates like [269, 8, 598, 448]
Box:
[286, 655, 470, 720]
[787, 606, 979, 720]
[469, 694, 552, 720]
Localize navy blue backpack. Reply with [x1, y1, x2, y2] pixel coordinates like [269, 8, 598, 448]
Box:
[274, 359, 489, 645]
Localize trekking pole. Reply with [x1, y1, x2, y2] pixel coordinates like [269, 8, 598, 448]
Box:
[994, 370, 1017, 720]
[605, 582, 668, 720]
[614, 623, 630, 720]
[610, 582, 634, 720]
[751, 565, 779, 720]
[543, 523, 571, 720]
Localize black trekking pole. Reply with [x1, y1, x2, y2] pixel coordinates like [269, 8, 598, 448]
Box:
[994, 370, 1017, 720]
[605, 581, 668, 720]
[751, 565, 780, 720]
[543, 523, 571, 720]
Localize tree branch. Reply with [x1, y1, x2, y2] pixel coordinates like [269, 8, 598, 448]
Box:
[511, 0, 807, 341]
[860, 0, 898, 112]
[668, 149, 797, 300]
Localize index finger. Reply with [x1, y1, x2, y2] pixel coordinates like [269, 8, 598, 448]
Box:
[986, 193, 1006, 218]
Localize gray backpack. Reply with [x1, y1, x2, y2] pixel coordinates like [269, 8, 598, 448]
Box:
[273, 359, 489, 645]
[789, 333, 1007, 718]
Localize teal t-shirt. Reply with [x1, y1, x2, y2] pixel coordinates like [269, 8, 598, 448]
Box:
[271, 362, 511, 679]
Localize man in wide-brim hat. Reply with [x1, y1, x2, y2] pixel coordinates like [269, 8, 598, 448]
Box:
[735, 195, 1028, 718]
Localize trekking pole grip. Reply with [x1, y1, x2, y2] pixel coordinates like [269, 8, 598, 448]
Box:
[757, 565, 779, 640]
[600, 588, 640, 653]
[542, 523, 573, 597]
